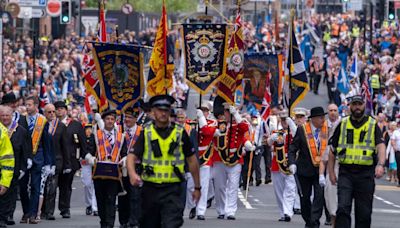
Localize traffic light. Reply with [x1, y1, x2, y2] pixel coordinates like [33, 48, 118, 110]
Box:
[60, 0, 71, 24]
[72, 0, 79, 17]
[389, 1, 395, 20]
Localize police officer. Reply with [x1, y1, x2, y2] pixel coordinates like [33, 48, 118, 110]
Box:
[328, 95, 385, 228]
[0, 109, 15, 228]
[126, 95, 201, 228]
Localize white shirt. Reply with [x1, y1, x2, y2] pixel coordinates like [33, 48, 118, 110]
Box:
[391, 129, 400, 151]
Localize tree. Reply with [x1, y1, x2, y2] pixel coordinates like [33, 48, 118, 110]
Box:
[84, 0, 197, 13]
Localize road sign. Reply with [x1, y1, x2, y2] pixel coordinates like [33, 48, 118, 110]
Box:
[32, 8, 46, 17]
[121, 3, 133, 15]
[5, 3, 21, 18]
[18, 0, 47, 7]
[46, 0, 61, 17]
[18, 6, 46, 18]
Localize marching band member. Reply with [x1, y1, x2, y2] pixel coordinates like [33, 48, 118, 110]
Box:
[212, 103, 251, 220]
[85, 109, 127, 228]
[119, 106, 142, 228]
[267, 110, 297, 222]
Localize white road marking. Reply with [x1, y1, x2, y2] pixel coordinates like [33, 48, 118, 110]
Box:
[238, 191, 254, 209]
[374, 194, 400, 209]
[253, 199, 260, 202]
[373, 208, 400, 214]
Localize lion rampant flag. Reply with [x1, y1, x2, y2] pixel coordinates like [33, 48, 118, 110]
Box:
[146, 0, 174, 96]
[217, 9, 244, 104]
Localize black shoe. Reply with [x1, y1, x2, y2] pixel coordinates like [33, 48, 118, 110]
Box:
[207, 197, 214, 208]
[227, 215, 236, 220]
[242, 185, 247, 191]
[324, 220, 332, 226]
[264, 179, 271, 184]
[197, 215, 205, 220]
[7, 217, 15, 225]
[46, 214, 55, 220]
[61, 211, 71, 218]
[86, 206, 92, 215]
[293, 208, 301, 215]
[93, 211, 98, 216]
[256, 180, 262, 186]
[249, 181, 254, 186]
[217, 215, 225, 219]
[278, 214, 291, 222]
[189, 207, 196, 219]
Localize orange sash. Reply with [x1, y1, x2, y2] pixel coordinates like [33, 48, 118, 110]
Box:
[97, 127, 123, 162]
[303, 121, 328, 167]
[32, 115, 47, 155]
[125, 125, 142, 153]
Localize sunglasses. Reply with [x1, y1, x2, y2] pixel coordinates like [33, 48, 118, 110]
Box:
[46, 110, 55, 113]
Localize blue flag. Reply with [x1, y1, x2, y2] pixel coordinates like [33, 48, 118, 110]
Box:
[337, 67, 350, 95]
[92, 42, 144, 111]
[350, 55, 357, 81]
[300, 34, 312, 70]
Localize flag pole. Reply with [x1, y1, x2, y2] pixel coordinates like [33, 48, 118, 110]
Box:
[163, 0, 168, 95]
[288, 9, 294, 118]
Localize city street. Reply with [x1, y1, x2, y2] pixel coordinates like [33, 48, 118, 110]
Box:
[9, 175, 400, 228]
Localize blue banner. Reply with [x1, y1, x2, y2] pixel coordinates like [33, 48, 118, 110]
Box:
[92, 42, 144, 111]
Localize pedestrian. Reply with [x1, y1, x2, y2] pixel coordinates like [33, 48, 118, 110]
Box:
[85, 109, 128, 228]
[212, 103, 252, 220]
[126, 94, 201, 228]
[0, 106, 17, 228]
[309, 55, 323, 94]
[54, 100, 88, 218]
[20, 97, 53, 224]
[41, 104, 70, 221]
[118, 106, 142, 228]
[268, 109, 297, 222]
[328, 95, 386, 228]
[288, 106, 328, 228]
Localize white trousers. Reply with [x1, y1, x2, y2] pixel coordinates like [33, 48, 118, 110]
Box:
[294, 192, 301, 209]
[186, 166, 212, 216]
[81, 165, 98, 211]
[208, 174, 215, 200]
[271, 171, 296, 217]
[213, 162, 241, 217]
[325, 160, 339, 216]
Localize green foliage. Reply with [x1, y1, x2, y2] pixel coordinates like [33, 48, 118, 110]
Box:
[84, 0, 197, 13]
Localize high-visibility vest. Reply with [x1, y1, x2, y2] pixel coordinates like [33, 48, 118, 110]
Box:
[142, 124, 185, 184]
[337, 116, 376, 166]
[0, 123, 15, 188]
[370, 74, 380, 89]
[352, 27, 360, 38]
[323, 31, 331, 42]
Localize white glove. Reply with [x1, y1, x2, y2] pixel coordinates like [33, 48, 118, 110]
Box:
[214, 129, 221, 137]
[229, 105, 243, 123]
[289, 164, 297, 175]
[85, 153, 96, 166]
[286, 117, 298, 135]
[119, 156, 127, 168]
[63, 168, 72, 174]
[319, 174, 326, 187]
[244, 141, 255, 151]
[196, 109, 204, 119]
[50, 165, 56, 175]
[27, 158, 33, 169]
[229, 105, 237, 114]
[197, 110, 207, 129]
[270, 133, 280, 142]
[19, 170, 25, 180]
[42, 165, 51, 175]
[94, 113, 104, 130]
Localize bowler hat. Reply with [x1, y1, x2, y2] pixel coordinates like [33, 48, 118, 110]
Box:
[101, 109, 117, 119]
[54, 100, 68, 109]
[309, 107, 327, 118]
[1, 93, 17, 104]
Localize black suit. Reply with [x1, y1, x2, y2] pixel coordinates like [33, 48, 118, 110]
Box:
[7, 125, 32, 221]
[58, 119, 87, 215]
[43, 121, 70, 217]
[18, 115, 29, 131]
[288, 126, 324, 228]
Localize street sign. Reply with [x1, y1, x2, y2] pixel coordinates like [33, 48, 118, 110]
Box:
[121, 3, 133, 15]
[46, 0, 61, 17]
[5, 3, 21, 18]
[2, 12, 12, 24]
[17, 0, 47, 7]
[348, 0, 362, 11]
[18, 6, 46, 18]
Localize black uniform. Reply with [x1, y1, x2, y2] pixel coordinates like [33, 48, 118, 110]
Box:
[87, 130, 128, 228]
[58, 118, 87, 216]
[5, 125, 32, 223]
[42, 121, 70, 218]
[288, 126, 324, 228]
[131, 123, 195, 228]
[329, 115, 383, 228]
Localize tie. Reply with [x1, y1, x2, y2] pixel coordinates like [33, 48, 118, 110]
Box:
[314, 128, 320, 151]
[128, 129, 133, 140]
[107, 132, 114, 147]
[29, 116, 35, 132]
